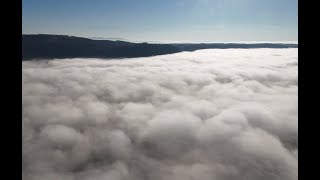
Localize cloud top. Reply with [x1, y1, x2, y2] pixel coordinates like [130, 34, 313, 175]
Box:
[22, 48, 298, 180]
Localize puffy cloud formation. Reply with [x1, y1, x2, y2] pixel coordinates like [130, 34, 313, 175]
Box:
[22, 49, 298, 180]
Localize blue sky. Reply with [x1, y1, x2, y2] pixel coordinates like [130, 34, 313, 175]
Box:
[22, 0, 298, 42]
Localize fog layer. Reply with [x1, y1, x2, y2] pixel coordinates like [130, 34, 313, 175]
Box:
[22, 49, 298, 180]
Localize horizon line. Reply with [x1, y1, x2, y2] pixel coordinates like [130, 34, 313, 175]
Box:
[22, 33, 298, 44]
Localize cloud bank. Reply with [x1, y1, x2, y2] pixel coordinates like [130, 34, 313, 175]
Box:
[22, 48, 298, 180]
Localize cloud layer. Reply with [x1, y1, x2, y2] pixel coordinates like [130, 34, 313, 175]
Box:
[22, 48, 298, 180]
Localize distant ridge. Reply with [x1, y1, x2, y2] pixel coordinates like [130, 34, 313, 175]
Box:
[172, 42, 297, 52]
[90, 37, 130, 41]
[22, 34, 298, 60]
[22, 34, 180, 60]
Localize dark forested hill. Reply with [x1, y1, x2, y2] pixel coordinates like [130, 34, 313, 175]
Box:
[22, 34, 298, 60]
[22, 34, 181, 60]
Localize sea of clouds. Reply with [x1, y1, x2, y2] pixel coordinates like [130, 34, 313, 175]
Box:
[22, 48, 298, 180]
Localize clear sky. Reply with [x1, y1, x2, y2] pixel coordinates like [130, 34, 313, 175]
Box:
[22, 0, 298, 42]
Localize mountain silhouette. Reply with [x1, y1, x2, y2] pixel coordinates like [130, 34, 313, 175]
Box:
[22, 34, 181, 60]
[22, 34, 298, 60]
[172, 42, 298, 51]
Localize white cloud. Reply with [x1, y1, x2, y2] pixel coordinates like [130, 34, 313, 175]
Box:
[22, 48, 298, 180]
